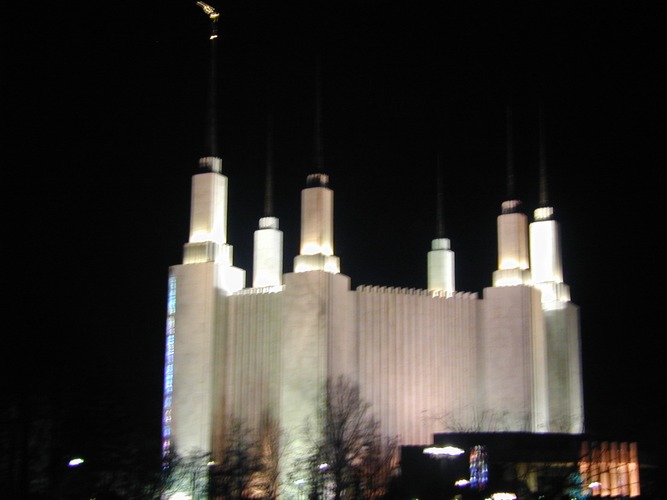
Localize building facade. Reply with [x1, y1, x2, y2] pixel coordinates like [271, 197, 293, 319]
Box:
[161, 147, 584, 496]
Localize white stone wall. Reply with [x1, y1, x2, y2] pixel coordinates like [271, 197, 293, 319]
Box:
[357, 287, 479, 445]
[211, 290, 283, 454]
[170, 262, 219, 456]
[545, 304, 583, 433]
[478, 285, 548, 432]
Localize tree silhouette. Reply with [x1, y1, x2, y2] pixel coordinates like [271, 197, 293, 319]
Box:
[295, 376, 398, 499]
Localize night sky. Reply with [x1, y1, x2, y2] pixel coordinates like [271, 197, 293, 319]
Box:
[5, 0, 666, 473]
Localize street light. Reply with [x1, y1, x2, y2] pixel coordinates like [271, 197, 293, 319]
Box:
[423, 445, 465, 457]
[67, 457, 85, 467]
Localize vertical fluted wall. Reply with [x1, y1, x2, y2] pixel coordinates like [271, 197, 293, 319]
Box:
[478, 285, 548, 432]
[357, 287, 478, 445]
[211, 289, 283, 460]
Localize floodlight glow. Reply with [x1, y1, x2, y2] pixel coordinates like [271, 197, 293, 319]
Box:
[190, 230, 211, 243]
[499, 258, 522, 270]
[318, 463, 329, 470]
[589, 482, 602, 490]
[423, 446, 465, 456]
[489, 493, 516, 500]
[168, 493, 192, 500]
[301, 242, 333, 256]
[68, 458, 84, 467]
[455, 479, 470, 487]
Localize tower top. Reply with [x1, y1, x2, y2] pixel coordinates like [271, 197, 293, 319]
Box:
[506, 103, 516, 202]
[435, 152, 446, 239]
[197, 1, 221, 169]
[313, 59, 324, 173]
[264, 114, 275, 217]
[306, 173, 329, 188]
[503, 104, 522, 214]
[538, 103, 550, 209]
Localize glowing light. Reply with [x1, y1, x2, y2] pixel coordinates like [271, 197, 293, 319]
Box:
[168, 493, 192, 500]
[318, 463, 329, 470]
[162, 275, 177, 456]
[68, 458, 84, 467]
[301, 242, 325, 256]
[499, 258, 522, 270]
[488, 493, 516, 500]
[190, 230, 211, 243]
[423, 445, 465, 456]
[196, 1, 219, 20]
[294, 479, 306, 486]
[455, 479, 470, 487]
[469, 445, 488, 490]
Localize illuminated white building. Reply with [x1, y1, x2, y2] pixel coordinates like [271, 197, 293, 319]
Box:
[161, 14, 583, 494]
[161, 147, 583, 496]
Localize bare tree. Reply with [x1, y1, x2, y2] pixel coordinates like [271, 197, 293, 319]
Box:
[297, 376, 398, 500]
[209, 418, 261, 499]
[246, 412, 284, 499]
[162, 449, 211, 500]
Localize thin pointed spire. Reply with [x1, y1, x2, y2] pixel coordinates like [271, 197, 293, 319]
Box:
[196, 2, 220, 170]
[506, 103, 515, 200]
[313, 58, 324, 173]
[538, 104, 549, 208]
[436, 152, 445, 239]
[264, 114, 274, 217]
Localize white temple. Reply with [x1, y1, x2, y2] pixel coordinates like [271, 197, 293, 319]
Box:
[161, 9, 583, 495]
[161, 150, 583, 495]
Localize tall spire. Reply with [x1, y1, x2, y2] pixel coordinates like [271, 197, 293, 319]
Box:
[494, 102, 530, 286]
[538, 103, 549, 208]
[436, 152, 445, 239]
[530, 102, 569, 305]
[428, 151, 455, 295]
[196, 2, 221, 172]
[313, 58, 324, 173]
[264, 114, 274, 217]
[505, 103, 515, 201]
[253, 112, 283, 289]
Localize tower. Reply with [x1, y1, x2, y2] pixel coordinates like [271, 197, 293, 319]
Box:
[252, 115, 283, 289]
[428, 152, 456, 296]
[528, 105, 583, 432]
[161, 2, 245, 459]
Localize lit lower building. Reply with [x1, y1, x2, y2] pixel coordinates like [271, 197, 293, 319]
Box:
[160, 151, 587, 496]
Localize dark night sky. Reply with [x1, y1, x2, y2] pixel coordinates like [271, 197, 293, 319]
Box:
[5, 0, 666, 471]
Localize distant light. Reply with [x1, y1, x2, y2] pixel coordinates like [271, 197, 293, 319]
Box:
[210, 34, 218, 40]
[68, 458, 84, 467]
[589, 482, 602, 490]
[294, 479, 306, 486]
[423, 445, 465, 456]
[168, 494, 192, 500]
[318, 462, 329, 470]
[207, 461, 216, 466]
[488, 493, 516, 500]
[455, 479, 470, 487]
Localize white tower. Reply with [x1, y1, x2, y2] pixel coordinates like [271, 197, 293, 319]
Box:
[493, 106, 531, 287]
[528, 107, 583, 432]
[293, 173, 340, 273]
[163, 157, 246, 457]
[161, 5, 246, 459]
[428, 153, 455, 295]
[253, 116, 283, 288]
